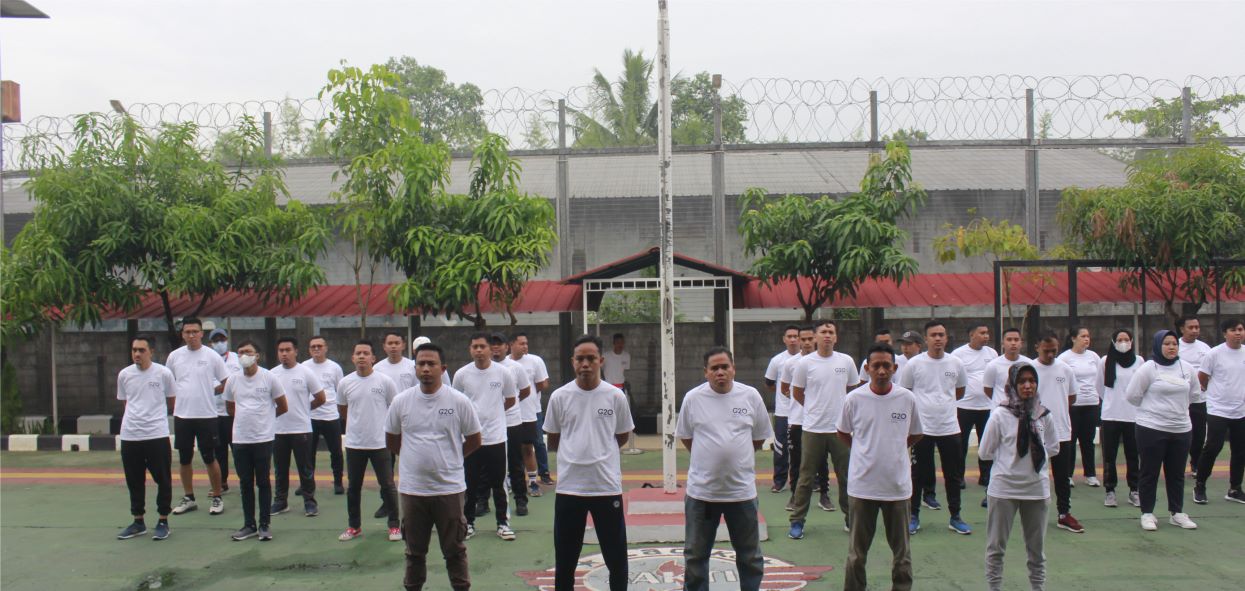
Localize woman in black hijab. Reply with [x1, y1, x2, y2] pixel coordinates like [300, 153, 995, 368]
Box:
[1098, 329, 1142, 508]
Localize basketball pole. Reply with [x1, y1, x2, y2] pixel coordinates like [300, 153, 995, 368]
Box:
[656, 0, 677, 494]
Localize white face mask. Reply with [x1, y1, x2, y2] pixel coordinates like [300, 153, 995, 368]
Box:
[238, 354, 257, 369]
[211, 341, 229, 355]
[1114, 341, 1131, 353]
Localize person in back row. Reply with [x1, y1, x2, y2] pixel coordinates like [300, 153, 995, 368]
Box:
[952, 324, 998, 489]
[1193, 318, 1245, 505]
[269, 337, 325, 517]
[1057, 327, 1102, 488]
[303, 335, 345, 496]
[116, 335, 177, 541]
[209, 328, 241, 494]
[1177, 316, 1212, 476]
[1032, 333, 1084, 534]
[857, 328, 893, 385]
[764, 325, 801, 493]
[1097, 329, 1142, 509]
[509, 332, 551, 498]
[491, 332, 533, 517]
[782, 326, 831, 513]
[372, 331, 416, 519]
[223, 340, 287, 542]
[454, 332, 519, 541]
[167, 317, 230, 517]
[336, 340, 402, 542]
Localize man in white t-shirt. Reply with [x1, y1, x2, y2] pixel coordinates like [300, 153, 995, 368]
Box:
[116, 335, 178, 541]
[222, 340, 288, 542]
[386, 342, 482, 591]
[1177, 315, 1213, 476]
[952, 323, 999, 489]
[783, 326, 830, 512]
[545, 334, 635, 591]
[981, 327, 1033, 504]
[510, 332, 551, 498]
[1194, 318, 1245, 505]
[1033, 333, 1085, 533]
[839, 343, 922, 591]
[269, 337, 326, 517]
[336, 340, 402, 542]
[677, 346, 773, 591]
[372, 330, 416, 519]
[899, 320, 970, 535]
[209, 328, 241, 494]
[602, 333, 631, 389]
[302, 335, 345, 495]
[857, 329, 894, 385]
[491, 332, 533, 516]
[166, 317, 231, 516]
[788, 319, 860, 538]
[894, 331, 923, 383]
[764, 325, 801, 493]
[453, 332, 519, 541]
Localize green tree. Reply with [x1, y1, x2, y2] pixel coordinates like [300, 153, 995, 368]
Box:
[384, 56, 488, 151]
[739, 141, 927, 321]
[7, 113, 330, 348]
[1058, 142, 1245, 322]
[523, 113, 552, 150]
[671, 72, 748, 144]
[1108, 92, 1245, 139]
[882, 128, 929, 142]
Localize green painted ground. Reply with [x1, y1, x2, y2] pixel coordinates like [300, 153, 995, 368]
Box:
[2, 450, 1244, 590]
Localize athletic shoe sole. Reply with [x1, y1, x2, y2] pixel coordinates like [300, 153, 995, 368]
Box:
[1056, 523, 1085, 533]
[116, 529, 148, 540]
[152, 531, 170, 541]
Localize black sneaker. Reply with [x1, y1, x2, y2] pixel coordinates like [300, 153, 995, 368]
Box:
[373, 505, 389, 519]
[922, 492, 942, 510]
[231, 525, 258, 541]
[152, 521, 170, 541]
[818, 491, 835, 512]
[258, 525, 272, 541]
[295, 488, 303, 497]
[515, 498, 529, 516]
[1193, 481, 1209, 505]
[117, 521, 147, 540]
[1226, 489, 1245, 504]
[271, 501, 289, 515]
[539, 474, 556, 486]
[334, 481, 345, 495]
[304, 502, 319, 517]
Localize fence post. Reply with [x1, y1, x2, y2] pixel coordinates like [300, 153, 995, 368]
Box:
[711, 74, 726, 265]
[1181, 87, 1193, 143]
[556, 99, 574, 383]
[262, 111, 273, 157]
[869, 90, 880, 148]
[1024, 89, 1040, 246]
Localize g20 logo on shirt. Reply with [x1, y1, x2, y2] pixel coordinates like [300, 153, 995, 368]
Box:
[197, 360, 208, 367]
[438, 408, 455, 416]
[890, 412, 908, 421]
[834, 367, 848, 374]
[147, 381, 163, 389]
[490, 381, 503, 389]
[732, 408, 750, 415]
[370, 387, 385, 396]
[943, 371, 957, 378]
[292, 378, 305, 387]
[256, 387, 270, 395]
[597, 408, 615, 416]
[1055, 377, 1066, 384]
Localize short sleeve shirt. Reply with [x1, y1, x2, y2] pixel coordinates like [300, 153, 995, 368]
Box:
[675, 382, 773, 502]
[791, 351, 859, 433]
[374, 357, 417, 391]
[499, 357, 532, 427]
[898, 352, 968, 437]
[602, 350, 630, 385]
[838, 384, 922, 501]
[117, 363, 176, 441]
[1202, 344, 1245, 419]
[270, 363, 323, 434]
[452, 361, 518, 445]
[764, 350, 797, 417]
[514, 353, 550, 422]
[543, 381, 634, 496]
[215, 352, 242, 416]
[951, 344, 998, 410]
[982, 355, 1033, 406]
[782, 353, 809, 425]
[1057, 349, 1102, 407]
[1033, 360, 1076, 441]
[223, 368, 286, 444]
[337, 370, 400, 449]
[302, 358, 344, 421]
[166, 345, 230, 419]
[385, 385, 482, 496]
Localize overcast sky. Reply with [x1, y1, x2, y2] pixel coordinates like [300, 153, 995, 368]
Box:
[1, 0, 1242, 120]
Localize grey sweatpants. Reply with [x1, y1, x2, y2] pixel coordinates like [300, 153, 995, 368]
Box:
[985, 496, 1048, 591]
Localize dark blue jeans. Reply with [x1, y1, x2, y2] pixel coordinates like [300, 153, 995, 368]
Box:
[233, 441, 273, 529]
[535, 411, 551, 477]
[683, 497, 764, 591]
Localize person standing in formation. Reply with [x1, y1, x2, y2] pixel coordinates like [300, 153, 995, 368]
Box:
[782, 326, 831, 513]
[453, 332, 519, 541]
[894, 331, 923, 381]
[858, 329, 893, 384]
[839, 343, 922, 591]
[509, 333, 551, 498]
[491, 332, 533, 517]
[303, 336, 345, 496]
[1032, 333, 1084, 533]
[209, 328, 241, 494]
[788, 319, 860, 539]
[544, 334, 635, 591]
[763, 325, 801, 493]
[1097, 329, 1142, 508]
[386, 342, 482, 591]
[980, 363, 1060, 591]
[166, 317, 230, 517]
[336, 340, 402, 542]
[269, 338, 326, 517]
[116, 335, 177, 541]
[676, 347, 773, 591]
[900, 320, 970, 536]
[602, 333, 630, 390]
[1177, 316, 1212, 477]
[983, 328, 1033, 406]
[1194, 319, 1245, 505]
[1057, 327, 1103, 488]
[223, 341, 288, 541]
[372, 331, 416, 520]
[952, 324, 998, 490]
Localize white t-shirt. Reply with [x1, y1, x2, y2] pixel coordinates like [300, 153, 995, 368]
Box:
[952, 344, 999, 411]
[982, 355, 1033, 406]
[1099, 357, 1142, 423]
[837, 384, 922, 501]
[270, 363, 323, 434]
[513, 353, 550, 422]
[1033, 360, 1076, 442]
[1179, 339, 1213, 404]
[602, 350, 631, 385]
[166, 345, 230, 419]
[499, 357, 533, 428]
[890, 353, 911, 383]
[385, 384, 483, 496]
[860, 353, 908, 385]
[781, 353, 809, 426]
[117, 363, 176, 441]
[452, 361, 518, 446]
[215, 351, 242, 417]
[223, 368, 286, 445]
[764, 350, 797, 417]
[543, 381, 634, 496]
[337, 370, 400, 449]
[979, 406, 1060, 500]
[898, 352, 968, 437]
[675, 382, 773, 502]
[792, 350, 859, 434]
[302, 358, 343, 421]
[1126, 360, 1197, 433]
[375, 357, 417, 391]
[1057, 349, 1102, 407]
[1201, 343, 1245, 419]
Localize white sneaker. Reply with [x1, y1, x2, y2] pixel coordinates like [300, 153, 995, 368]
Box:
[172, 496, 197, 515]
[1086, 476, 1101, 487]
[1169, 513, 1198, 529]
[209, 496, 224, 515]
[1128, 491, 1141, 507]
[1104, 491, 1117, 507]
[1140, 513, 1158, 531]
[496, 524, 516, 541]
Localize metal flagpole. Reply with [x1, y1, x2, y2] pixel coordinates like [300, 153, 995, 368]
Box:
[656, 0, 677, 494]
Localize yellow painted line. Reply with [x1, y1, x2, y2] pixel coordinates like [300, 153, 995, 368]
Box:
[2, 473, 123, 479]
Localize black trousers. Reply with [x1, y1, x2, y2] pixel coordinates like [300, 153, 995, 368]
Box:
[233, 441, 273, 529]
[773, 415, 789, 488]
[554, 494, 627, 591]
[309, 418, 344, 484]
[1136, 425, 1191, 514]
[787, 425, 828, 494]
[1189, 402, 1208, 472]
[1100, 420, 1138, 493]
[346, 447, 399, 529]
[958, 408, 993, 485]
[465, 442, 508, 526]
[911, 434, 963, 517]
[121, 438, 173, 517]
[273, 432, 316, 505]
[1051, 441, 1074, 515]
[505, 427, 528, 502]
[215, 415, 233, 487]
[1196, 415, 1245, 490]
[1069, 404, 1100, 478]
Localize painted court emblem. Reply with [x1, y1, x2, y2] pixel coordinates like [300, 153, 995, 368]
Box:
[517, 547, 832, 590]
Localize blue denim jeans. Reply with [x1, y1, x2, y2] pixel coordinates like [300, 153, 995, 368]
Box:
[535, 411, 550, 476]
[683, 496, 764, 591]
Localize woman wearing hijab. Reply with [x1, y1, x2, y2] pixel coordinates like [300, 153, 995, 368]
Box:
[980, 363, 1060, 591]
[1097, 329, 1142, 508]
[1125, 330, 1199, 531]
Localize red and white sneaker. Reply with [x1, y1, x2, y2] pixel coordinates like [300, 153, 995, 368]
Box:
[388, 527, 403, 541]
[338, 527, 362, 542]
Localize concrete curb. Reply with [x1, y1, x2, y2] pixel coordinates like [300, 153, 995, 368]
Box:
[1, 435, 122, 451]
